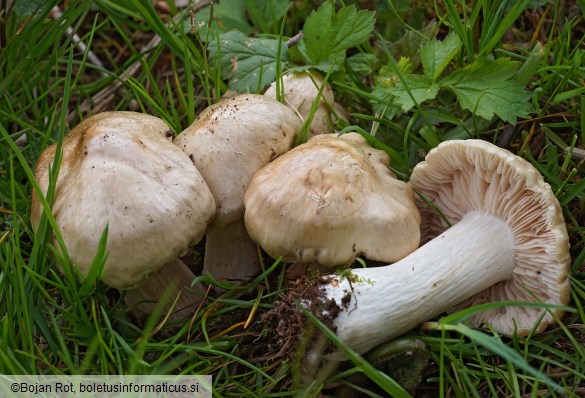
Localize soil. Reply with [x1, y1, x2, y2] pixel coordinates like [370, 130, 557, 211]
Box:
[260, 276, 342, 361]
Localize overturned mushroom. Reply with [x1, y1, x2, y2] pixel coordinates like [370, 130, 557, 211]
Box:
[411, 140, 571, 333]
[264, 139, 570, 357]
[244, 132, 420, 267]
[31, 111, 216, 319]
[175, 94, 302, 284]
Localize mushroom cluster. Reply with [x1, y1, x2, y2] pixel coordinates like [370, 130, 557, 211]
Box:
[31, 93, 302, 318]
[262, 139, 571, 358]
[32, 81, 570, 360]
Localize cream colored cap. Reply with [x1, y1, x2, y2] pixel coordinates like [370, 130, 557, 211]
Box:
[31, 111, 216, 289]
[244, 132, 421, 267]
[175, 94, 302, 229]
[264, 71, 336, 137]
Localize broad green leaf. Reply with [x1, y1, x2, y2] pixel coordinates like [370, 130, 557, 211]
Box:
[303, 2, 375, 65]
[303, 2, 337, 64]
[14, 0, 55, 17]
[331, 6, 375, 56]
[194, 0, 253, 36]
[421, 32, 461, 81]
[370, 84, 399, 117]
[440, 58, 533, 123]
[371, 57, 414, 115]
[208, 31, 288, 93]
[388, 74, 440, 112]
[347, 53, 380, 76]
[248, 0, 291, 30]
[376, 57, 413, 84]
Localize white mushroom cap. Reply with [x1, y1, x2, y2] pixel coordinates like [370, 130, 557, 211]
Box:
[264, 71, 336, 138]
[410, 139, 571, 334]
[244, 132, 421, 267]
[174, 94, 302, 283]
[31, 111, 216, 289]
[175, 94, 302, 228]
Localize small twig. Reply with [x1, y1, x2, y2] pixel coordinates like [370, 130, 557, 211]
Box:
[286, 32, 304, 47]
[68, 0, 212, 122]
[50, 6, 106, 74]
[68, 31, 162, 122]
[564, 146, 585, 160]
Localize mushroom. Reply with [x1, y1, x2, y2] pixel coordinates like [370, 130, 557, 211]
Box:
[264, 139, 570, 357]
[244, 132, 421, 267]
[411, 139, 571, 333]
[31, 111, 216, 319]
[175, 94, 302, 284]
[264, 71, 340, 139]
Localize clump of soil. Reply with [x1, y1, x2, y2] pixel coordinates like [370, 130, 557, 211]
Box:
[260, 276, 342, 361]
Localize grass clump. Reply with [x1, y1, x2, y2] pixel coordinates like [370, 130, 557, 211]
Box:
[1, 0, 584, 396]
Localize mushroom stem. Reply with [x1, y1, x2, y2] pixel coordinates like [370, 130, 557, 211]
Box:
[301, 211, 516, 356]
[203, 219, 261, 285]
[124, 258, 206, 321]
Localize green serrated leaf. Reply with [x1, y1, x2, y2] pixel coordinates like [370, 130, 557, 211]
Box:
[421, 32, 461, 81]
[208, 31, 288, 93]
[194, 0, 253, 36]
[377, 57, 413, 83]
[388, 74, 440, 112]
[371, 57, 417, 115]
[389, 20, 436, 68]
[347, 53, 380, 76]
[370, 84, 399, 117]
[303, 2, 335, 64]
[248, 0, 291, 31]
[303, 2, 375, 65]
[440, 58, 534, 123]
[14, 0, 55, 17]
[396, 57, 414, 75]
[331, 6, 375, 55]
